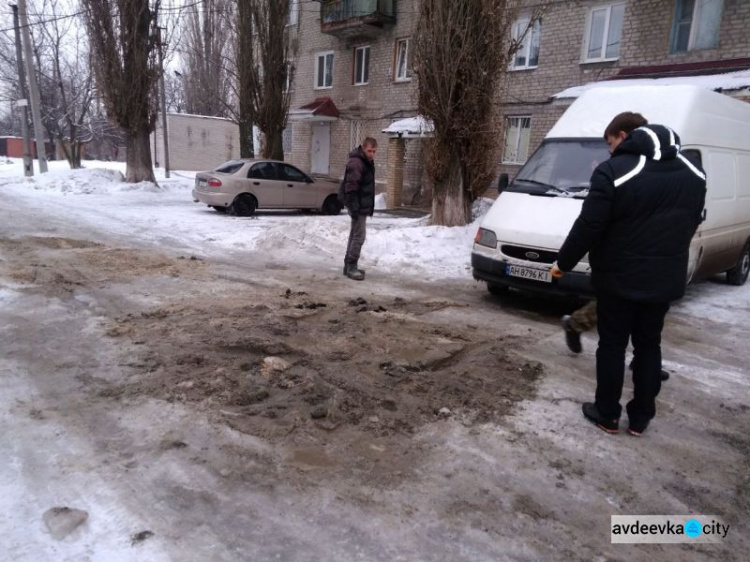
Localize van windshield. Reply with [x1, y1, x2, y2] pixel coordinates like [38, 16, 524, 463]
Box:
[509, 139, 611, 196]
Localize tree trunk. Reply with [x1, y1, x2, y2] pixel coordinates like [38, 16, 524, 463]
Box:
[430, 153, 471, 227]
[263, 128, 284, 161]
[71, 142, 82, 169]
[239, 119, 254, 158]
[125, 127, 156, 183]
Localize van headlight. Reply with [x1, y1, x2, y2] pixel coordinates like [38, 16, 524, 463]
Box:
[474, 228, 497, 248]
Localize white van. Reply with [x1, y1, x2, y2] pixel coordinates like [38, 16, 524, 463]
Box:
[472, 85, 750, 298]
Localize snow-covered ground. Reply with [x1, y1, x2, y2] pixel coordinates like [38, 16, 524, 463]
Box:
[0, 158, 489, 281]
[1, 158, 748, 561]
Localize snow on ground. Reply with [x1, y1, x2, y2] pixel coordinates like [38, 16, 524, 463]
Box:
[0, 158, 484, 280]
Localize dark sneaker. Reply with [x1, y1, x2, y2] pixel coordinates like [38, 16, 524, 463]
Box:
[628, 359, 670, 381]
[627, 418, 650, 437]
[346, 267, 365, 281]
[562, 315, 582, 353]
[582, 402, 619, 434]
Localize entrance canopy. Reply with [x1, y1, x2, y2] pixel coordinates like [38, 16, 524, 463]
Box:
[289, 97, 340, 122]
[382, 116, 434, 138]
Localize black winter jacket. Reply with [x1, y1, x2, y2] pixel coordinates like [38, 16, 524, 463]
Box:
[557, 124, 707, 302]
[344, 147, 376, 216]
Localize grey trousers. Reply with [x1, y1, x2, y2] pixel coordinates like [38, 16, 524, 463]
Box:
[345, 214, 367, 265]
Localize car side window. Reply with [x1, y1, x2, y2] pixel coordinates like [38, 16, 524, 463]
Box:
[279, 164, 308, 183]
[248, 162, 277, 180]
[682, 149, 702, 167]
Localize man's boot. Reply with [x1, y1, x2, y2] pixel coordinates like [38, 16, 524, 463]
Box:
[346, 264, 365, 281]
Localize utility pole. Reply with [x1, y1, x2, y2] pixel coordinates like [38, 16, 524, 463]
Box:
[18, 0, 47, 173]
[10, 4, 33, 176]
[157, 27, 170, 178]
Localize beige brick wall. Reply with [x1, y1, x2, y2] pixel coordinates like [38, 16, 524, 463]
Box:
[287, 0, 419, 193]
[153, 113, 240, 172]
[289, 1, 750, 191]
[499, 0, 750, 178]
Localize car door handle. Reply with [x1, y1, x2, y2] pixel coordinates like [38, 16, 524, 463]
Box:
[253, 181, 260, 185]
[287, 184, 294, 187]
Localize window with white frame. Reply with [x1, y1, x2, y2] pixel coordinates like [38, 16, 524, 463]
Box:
[287, 0, 299, 26]
[282, 125, 293, 154]
[394, 38, 412, 81]
[354, 46, 370, 85]
[502, 116, 532, 164]
[350, 120, 363, 149]
[510, 18, 541, 70]
[672, 0, 724, 52]
[315, 51, 334, 89]
[583, 3, 625, 62]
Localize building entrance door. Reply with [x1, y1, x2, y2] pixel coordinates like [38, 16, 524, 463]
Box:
[311, 122, 330, 175]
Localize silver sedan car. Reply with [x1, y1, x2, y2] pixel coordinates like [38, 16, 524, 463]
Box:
[192, 159, 342, 216]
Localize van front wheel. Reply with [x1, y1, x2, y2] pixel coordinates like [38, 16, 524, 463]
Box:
[726, 242, 750, 286]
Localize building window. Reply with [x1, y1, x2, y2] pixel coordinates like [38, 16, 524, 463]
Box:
[315, 51, 334, 89]
[350, 120, 363, 149]
[583, 3, 625, 62]
[671, 0, 723, 52]
[502, 116, 531, 164]
[282, 125, 293, 154]
[510, 18, 541, 70]
[354, 46, 370, 85]
[287, 0, 299, 26]
[394, 38, 412, 82]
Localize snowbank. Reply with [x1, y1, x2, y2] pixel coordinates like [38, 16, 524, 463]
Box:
[0, 159, 492, 281]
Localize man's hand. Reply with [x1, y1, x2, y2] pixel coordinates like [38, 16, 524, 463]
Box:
[550, 261, 564, 279]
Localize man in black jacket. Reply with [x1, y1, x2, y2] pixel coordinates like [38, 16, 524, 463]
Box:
[554, 113, 706, 436]
[343, 137, 377, 281]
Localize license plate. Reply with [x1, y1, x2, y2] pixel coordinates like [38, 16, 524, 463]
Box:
[198, 179, 207, 187]
[506, 264, 552, 283]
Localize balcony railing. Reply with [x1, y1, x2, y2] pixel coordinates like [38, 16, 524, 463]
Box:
[321, 0, 396, 38]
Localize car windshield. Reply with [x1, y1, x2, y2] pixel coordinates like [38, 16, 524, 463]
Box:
[212, 160, 245, 174]
[509, 139, 611, 196]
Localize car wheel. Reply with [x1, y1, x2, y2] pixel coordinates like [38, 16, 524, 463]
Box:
[726, 241, 750, 286]
[322, 195, 342, 215]
[229, 194, 257, 217]
[487, 283, 509, 296]
[212, 206, 228, 213]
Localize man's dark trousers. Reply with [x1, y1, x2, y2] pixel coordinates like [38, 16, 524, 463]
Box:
[345, 215, 367, 266]
[595, 293, 670, 422]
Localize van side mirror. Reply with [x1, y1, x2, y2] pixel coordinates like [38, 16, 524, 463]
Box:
[497, 173, 509, 193]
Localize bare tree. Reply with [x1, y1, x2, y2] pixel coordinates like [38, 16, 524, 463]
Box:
[81, 0, 163, 183]
[242, 0, 297, 160]
[181, 0, 234, 117]
[414, 0, 543, 226]
[30, 0, 94, 168]
[235, 0, 254, 157]
[164, 71, 186, 113]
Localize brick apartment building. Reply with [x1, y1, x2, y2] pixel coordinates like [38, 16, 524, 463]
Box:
[285, 0, 750, 204]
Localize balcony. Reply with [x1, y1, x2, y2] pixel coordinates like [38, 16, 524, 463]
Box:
[321, 0, 396, 39]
